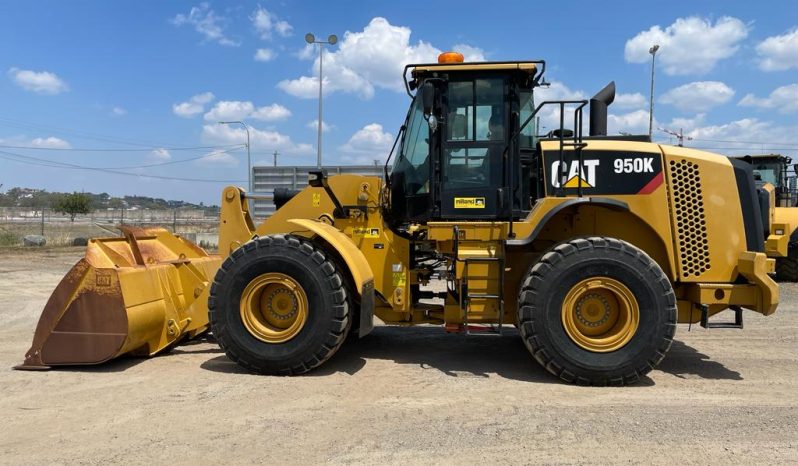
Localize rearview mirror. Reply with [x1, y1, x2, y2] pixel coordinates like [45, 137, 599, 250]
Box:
[421, 81, 434, 115]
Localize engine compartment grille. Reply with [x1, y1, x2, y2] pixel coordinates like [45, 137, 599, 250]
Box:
[669, 159, 710, 278]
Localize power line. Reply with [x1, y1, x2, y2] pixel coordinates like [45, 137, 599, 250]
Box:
[98, 147, 244, 169]
[688, 137, 798, 147]
[689, 146, 796, 153]
[0, 143, 245, 152]
[0, 115, 213, 149]
[0, 149, 246, 183]
[0, 145, 244, 169]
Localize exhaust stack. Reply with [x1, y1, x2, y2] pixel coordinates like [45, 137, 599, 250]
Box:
[589, 81, 615, 137]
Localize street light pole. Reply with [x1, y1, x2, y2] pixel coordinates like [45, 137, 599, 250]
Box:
[305, 32, 338, 168]
[648, 44, 660, 139]
[218, 120, 251, 193]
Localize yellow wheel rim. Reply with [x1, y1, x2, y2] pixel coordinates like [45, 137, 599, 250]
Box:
[561, 277, 639, 353]
[239, 273, 308, 344]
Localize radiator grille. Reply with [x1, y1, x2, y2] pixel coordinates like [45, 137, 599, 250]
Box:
[669, 159, 710, 278]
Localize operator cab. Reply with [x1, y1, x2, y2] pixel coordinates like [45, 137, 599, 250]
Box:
[387, 53, 544, 226]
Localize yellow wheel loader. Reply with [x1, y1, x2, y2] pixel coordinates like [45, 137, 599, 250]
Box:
[18, 53, 779, 385]
[736, 154, 798, 281]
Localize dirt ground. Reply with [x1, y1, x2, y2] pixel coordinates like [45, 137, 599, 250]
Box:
[0, 248, 797, 465]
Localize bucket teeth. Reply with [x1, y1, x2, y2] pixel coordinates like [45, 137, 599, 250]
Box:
[16, 228, 221, 370]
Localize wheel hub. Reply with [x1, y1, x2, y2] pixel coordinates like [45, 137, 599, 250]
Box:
[561, 277, 640, 352]
[240, 272, 308, 344]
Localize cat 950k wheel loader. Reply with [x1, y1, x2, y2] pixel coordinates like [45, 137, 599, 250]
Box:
[18, 52, 779, 385]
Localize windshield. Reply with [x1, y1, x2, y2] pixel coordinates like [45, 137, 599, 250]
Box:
[752, 162, 780, 185]
[391, 96, 429, 194]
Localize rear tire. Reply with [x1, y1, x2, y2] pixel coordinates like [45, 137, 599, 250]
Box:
[776, 245, 798, 282]
[517, 237, 677, 385]
[209, 235, 351, 375]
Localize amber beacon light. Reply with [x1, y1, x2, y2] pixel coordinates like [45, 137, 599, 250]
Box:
[438, 51, 464, 63]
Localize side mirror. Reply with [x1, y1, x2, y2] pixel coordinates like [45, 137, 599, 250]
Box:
[421, 81, 435, 115]
[420, 82, 438, 132]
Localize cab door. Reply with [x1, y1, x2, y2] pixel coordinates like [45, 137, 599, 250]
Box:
[440, 77, 509, 219]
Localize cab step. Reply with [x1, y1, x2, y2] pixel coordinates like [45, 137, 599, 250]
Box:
[700, 305, 744, 329]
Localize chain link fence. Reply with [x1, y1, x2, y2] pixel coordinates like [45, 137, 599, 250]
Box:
[0, 207, 220, 250]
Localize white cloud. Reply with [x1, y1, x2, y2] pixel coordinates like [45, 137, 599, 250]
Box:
[624, 16, 748, 75]
[250, 103, 291, 121]
[306, 119, 333, 133]
[204, 100, 255, 121]
[339, 123, 394, 163]
[739, 84, 798, 113]
[275, 22, 292, 37]
[450, 44, 487, 62]
[614, 92, 646, 110]
[667, 113, 706, 131]
[607, 110, 651, 135]
[756, 28, 798, 71]
[250, 6, 292, 39]
[173, 92, 215, 118]
[110, 106, 127, 116]
[172, 3, 239, 46]
[202, 123, 314, 156]
[278, 17, 484, 99]
[660, 81, 735, 112]
[681, 118, 798, 155]
[30, 137, 71, 149]
[254, 48, 276, 62]
[203, 101, 292, 122]
[149, 148, 171, 161]
[196, 148, 239, 166]
[8, 67, 68, 95]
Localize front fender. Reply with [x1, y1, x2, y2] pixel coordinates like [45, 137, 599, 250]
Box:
[287, 218, 375, 336]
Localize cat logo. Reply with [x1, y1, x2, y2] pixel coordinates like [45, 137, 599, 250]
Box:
[454, 197, 486, 209]
[551, 159, 600, 188]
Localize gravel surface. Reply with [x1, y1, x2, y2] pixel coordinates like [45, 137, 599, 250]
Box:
[1, 248, 796, 465]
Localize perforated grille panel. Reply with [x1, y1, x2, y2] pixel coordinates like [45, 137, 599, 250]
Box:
[669, 159, 710, 278]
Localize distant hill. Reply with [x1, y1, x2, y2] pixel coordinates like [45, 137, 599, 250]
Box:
[0, 187, 219, 211]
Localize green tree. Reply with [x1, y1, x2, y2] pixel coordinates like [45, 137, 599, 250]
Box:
[53, 192, 93, 222]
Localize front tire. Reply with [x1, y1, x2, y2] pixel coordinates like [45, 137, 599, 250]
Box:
[776, 245, 798, 282]
[209, 235, 351, 375]
[517, 237, 677, 385]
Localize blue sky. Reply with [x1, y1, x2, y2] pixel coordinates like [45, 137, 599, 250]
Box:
[1, 1, 798, 204]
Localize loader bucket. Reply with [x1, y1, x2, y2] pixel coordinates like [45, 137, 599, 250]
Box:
[16, 227, 221, 370]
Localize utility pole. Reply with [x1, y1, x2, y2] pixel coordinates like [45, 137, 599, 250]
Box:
[218, 121, 251, 193]
[648, 44, 660, 139]
[273, 150, 279, 167]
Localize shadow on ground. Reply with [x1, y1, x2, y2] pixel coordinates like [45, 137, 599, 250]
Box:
[43, 333, 223, 374]
[37, 326, 742, 384]
[656, 340, 743, 380]
[201, 326, 742, 385]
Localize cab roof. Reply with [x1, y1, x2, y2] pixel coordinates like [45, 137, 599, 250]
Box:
[404, 60, 544, 96]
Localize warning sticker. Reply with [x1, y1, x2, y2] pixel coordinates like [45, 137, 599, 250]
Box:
[392, 271, 406, 286]
[454, 197, 486, 209]
[312, 193, 321, 207]
[353, 227, 380, 238]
